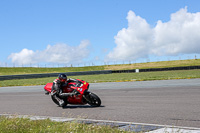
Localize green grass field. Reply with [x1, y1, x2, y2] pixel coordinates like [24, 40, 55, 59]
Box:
[0, 59, 200, 87]
[0, 59, 200, 75]
[1, 69, 200, 87]
[0, 66, 104, 75]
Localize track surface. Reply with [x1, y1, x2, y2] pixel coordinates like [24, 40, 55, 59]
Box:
[0, 79, 200, 128]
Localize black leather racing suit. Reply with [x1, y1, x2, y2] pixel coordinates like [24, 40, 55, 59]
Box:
[51, 78, 82, 106]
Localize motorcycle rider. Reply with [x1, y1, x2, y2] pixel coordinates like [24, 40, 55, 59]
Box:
[51, 73, 81, 107]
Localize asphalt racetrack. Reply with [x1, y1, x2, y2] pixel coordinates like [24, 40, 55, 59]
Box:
[0, 79, 200, 128]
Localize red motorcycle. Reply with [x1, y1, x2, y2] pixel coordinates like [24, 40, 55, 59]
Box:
[44, 79, 101, 107]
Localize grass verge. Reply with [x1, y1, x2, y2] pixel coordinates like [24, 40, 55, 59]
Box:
[0, 59, 200, 76]
[0, 66, 104, 76]
[104, 59, 200, 70]
[0, 116, 130, 133]
[1, 69, 200, 87]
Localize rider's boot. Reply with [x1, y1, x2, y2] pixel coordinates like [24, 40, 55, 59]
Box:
[53, 95, 65, 107]
[58, 99, 65, 107]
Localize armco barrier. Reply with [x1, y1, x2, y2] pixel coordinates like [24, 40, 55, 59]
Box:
[0, 70, 112, 81]
[111, 65, 200, 73]
[139, 65, 200, 72]
[0, 66, 200, 81]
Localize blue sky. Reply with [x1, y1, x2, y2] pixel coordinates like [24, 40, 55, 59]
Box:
[1, 0, 200, 67]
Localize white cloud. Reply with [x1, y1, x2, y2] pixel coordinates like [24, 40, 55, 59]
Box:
[153, 7, 200, 55]
[107, 10, 152, 61]
[8, 40, 90, 65]
[106, 7, 200, 61]
[8, 49, 35, 65]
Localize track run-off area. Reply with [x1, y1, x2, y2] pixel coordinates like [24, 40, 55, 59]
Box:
[0, 79, 200, 132]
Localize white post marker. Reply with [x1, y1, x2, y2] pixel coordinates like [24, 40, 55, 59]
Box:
[136, 69, 139, 73]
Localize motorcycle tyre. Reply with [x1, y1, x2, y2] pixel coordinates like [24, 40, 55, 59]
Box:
[87, 93, 101, 107]
[51, 95, 68, 107]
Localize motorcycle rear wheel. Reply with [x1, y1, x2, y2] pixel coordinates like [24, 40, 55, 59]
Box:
[87, 93, 101, 107]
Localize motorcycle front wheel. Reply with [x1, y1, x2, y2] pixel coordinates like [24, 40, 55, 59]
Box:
[87, 93, 101, 107]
